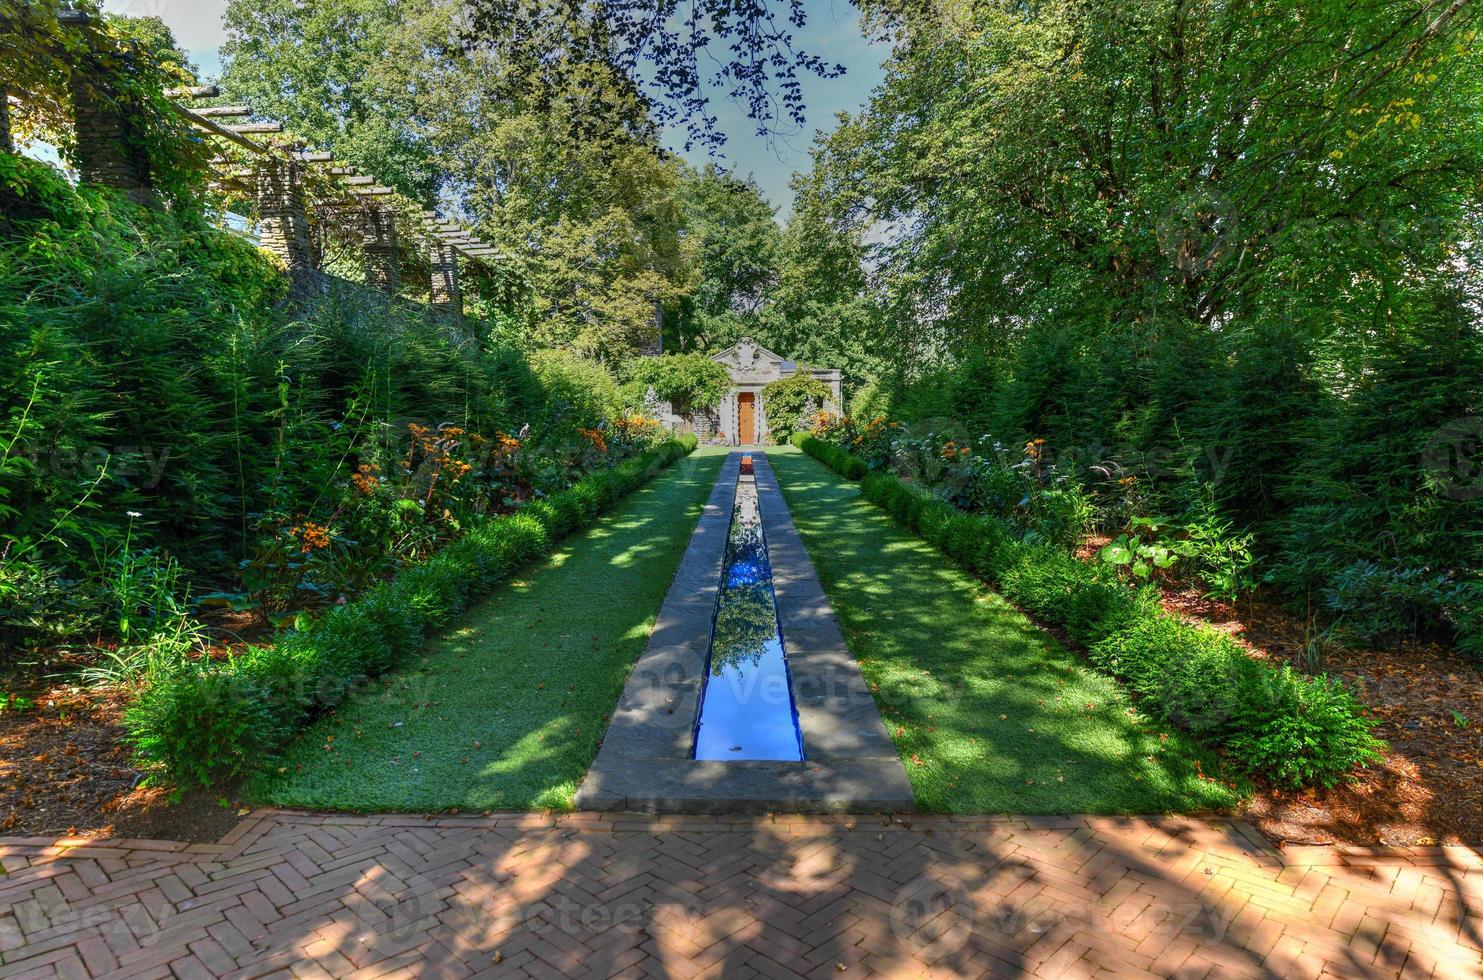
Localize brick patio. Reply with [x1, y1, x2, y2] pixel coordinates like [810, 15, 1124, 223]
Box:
[0, 812, 1478, 978]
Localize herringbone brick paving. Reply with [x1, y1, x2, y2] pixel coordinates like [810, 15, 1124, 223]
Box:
[0, 812, 1478, 978]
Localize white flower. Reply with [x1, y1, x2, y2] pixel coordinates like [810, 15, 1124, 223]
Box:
[126, 511, 142, 518]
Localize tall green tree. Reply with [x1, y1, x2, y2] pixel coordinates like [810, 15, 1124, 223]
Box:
[673, 165, 782, 350]
[220, 0, 694, 359]
[220, 0, 440, 201]
[798, 0, 1483, 639]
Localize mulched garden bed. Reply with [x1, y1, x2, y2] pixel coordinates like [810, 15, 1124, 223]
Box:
[1076, 536, 1483, 846]
[0, 682, 242, 842]
[1196, 595, 1480, 846]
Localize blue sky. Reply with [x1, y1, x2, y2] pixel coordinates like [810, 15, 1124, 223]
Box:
[103, 0, 886, 219]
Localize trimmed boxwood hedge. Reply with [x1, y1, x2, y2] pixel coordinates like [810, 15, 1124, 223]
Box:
[793, 436, 1384, 789]
[126, 435, 699, 787]
[790, 432, 867, 479]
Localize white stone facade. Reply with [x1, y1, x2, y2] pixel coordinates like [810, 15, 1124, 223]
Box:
[659, 338, 843, 446]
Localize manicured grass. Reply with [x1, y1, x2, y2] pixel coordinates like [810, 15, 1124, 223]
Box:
[767, 446, 1239, 814]
[251, 447, 729, 811]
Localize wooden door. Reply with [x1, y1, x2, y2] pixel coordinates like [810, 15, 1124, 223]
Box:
[737, 392, 756, 445]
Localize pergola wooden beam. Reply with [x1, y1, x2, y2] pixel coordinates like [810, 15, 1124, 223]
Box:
[163, 84, 219, 99]
[192, 105, 252, 118]
[170, 104, 269, 154]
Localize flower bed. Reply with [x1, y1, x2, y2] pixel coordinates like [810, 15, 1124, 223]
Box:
[790, 433, 1383, 789]
[126, 435, 698, 787]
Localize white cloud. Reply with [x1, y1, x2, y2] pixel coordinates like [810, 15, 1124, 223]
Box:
[103, 0, 228, 51]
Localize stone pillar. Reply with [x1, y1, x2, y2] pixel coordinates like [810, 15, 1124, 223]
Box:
[69, 58, 156, 205]
[362, 206, 401, 295]
[636, 299, 664, 356]
[256, 158, 316, 295]
[1, 84, 12, 155]
[429, 241, 462, 316]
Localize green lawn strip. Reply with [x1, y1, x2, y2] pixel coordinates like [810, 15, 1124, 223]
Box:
[767, 446, 1238, 814]
[251, 447, 729, 811]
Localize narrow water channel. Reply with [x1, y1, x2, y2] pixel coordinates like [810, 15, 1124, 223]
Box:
[691, 465, 806, 761]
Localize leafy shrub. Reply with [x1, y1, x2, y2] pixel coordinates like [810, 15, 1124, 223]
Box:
[805, 439, 1384, 788]
[761, 374, 832, 441]
[1226, 668, 1385, 789]
[623, 353, 731, 411]
[529, 350, 622, 430]
[126, 437, 696, 786]
[125, 662, 282, 788]
[1323, 560, 1469, 643]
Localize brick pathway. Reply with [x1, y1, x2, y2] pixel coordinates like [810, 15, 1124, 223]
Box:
[0, 813, 1478, 979]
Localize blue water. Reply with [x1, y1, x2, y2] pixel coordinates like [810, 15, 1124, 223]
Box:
[691, 476, 806, 762]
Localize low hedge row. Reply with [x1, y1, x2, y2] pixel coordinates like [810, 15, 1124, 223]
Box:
[793, 435, 1383, 788]
[126, 435, 699, 787]
[790, 432, 866, 478]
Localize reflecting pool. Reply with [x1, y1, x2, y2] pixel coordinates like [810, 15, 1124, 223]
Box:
[691, 473, 805, 761]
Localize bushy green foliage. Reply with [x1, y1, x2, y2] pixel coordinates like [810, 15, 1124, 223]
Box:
[125, 661, 283, 789]
[0, 155, 585, 660]
[803, 442, 1384, 788]
[623, 353, 731, 409]
[761, 374, 831, 442]
[125, 436, 695, 786]
[799, 0, 1483, 652]
[527, 349, 622, 429]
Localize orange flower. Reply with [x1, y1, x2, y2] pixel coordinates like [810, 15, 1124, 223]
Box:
[351, 463, 380, 496]
[578, 427, 608, 454]
[294, 521, 331, 553]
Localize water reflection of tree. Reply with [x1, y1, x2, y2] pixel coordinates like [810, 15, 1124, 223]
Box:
[711, 581, 777, 675]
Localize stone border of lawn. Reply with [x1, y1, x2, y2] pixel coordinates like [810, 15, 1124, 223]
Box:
[575, 451, 912, 813]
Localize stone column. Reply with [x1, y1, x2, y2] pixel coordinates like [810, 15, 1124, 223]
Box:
[255, 158, 317, 296]
[69, 58, 156, 205]
[636, 300, 663, 356]
[1, 83, 12, 155]
[361, 206, 401, 295]
[429, 241, 462, 316]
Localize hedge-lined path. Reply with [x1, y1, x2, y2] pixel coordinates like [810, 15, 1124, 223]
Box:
[764, 447, 1236, 815]
[250, 447, 729, 812]
[0, 811, 1478, 978]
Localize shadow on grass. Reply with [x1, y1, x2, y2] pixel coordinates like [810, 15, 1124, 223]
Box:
[250, 448, 730, 811]
[766, 446, 1237, 815]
